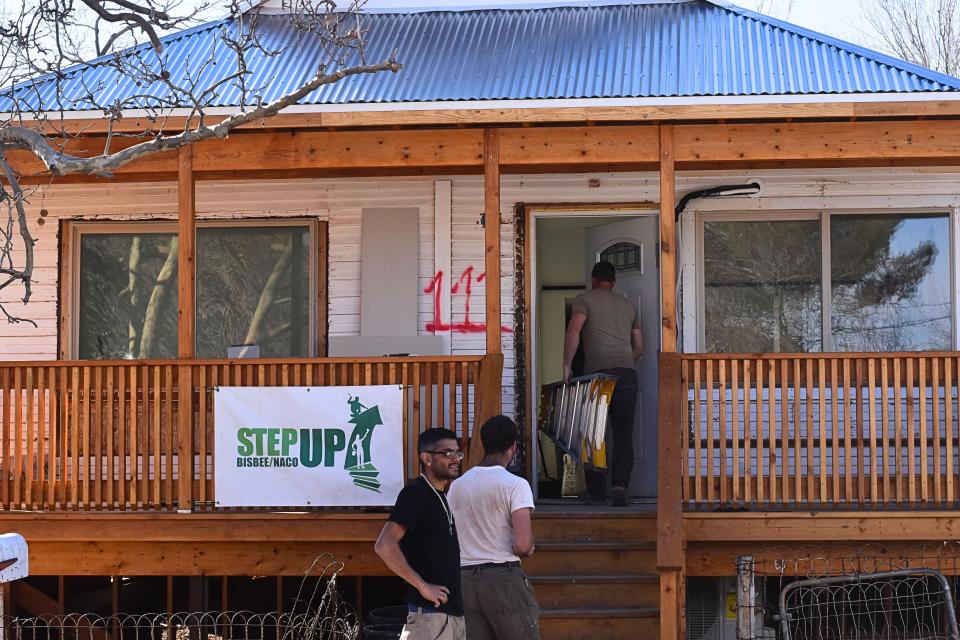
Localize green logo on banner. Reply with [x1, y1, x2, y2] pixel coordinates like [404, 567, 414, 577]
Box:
[344, 395, 383, 493]
[234, 393, 386, 493]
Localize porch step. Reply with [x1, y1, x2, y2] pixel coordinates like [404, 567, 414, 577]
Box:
[530, 573, 659, 584]
[541, 607, 660, 619]
[533, 505, 656, 542]
[524, 540, 657, 575]
[535, 541, 656, 552]
[539, 608, 660, 640]
[531, 573, 659, 609]
[527, 511, 660, 639]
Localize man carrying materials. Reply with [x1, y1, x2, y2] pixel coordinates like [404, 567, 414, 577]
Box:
[448, 415, 540, 640]
[562, 260, 643, 507]
[375, 428, 466, 640]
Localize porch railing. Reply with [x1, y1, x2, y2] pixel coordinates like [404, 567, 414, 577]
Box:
[665, 352, 960, 510]
[0, 354, 498, 512]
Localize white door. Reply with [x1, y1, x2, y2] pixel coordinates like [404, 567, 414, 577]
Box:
[584, 217, 659, 498]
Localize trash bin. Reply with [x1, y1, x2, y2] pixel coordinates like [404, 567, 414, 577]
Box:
[362, 623, 403, 639]
[368, 605, 408, 625]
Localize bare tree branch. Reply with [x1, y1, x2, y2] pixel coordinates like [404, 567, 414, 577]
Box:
[863, 0, 960, 76]
[0, 0, 403, 326]
[0, 146, 37, 326]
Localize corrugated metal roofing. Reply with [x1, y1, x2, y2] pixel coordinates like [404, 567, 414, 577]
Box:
[5, 0, 960, 112]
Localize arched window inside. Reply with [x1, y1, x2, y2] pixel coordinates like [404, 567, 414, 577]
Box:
[599, 241, 642, 274]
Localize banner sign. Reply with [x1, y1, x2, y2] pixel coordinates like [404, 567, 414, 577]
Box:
[214, 385, 404, 507]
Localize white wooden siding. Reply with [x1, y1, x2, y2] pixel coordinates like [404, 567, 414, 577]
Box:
[2, 168, 959, 420]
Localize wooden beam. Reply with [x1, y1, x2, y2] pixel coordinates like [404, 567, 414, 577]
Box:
[176, 146, 196, 510]
[484, 128, 502, 355]
[658, 352, 685, 639]
[687, 539, 960, 576]
[659, 125, 677, 353]
[499, 125, 659, 168]
[659, 569, 683, 640]
[685, 511, 960, 542]
[192, 129, 485, 173]
[9, 120, 960, 182]
[57, 220, 73, 360]
[177, 146, 196, 359]
[675, 119, 960, 163]
[25, 541, 389, 576]
[657, 353, 684, 569]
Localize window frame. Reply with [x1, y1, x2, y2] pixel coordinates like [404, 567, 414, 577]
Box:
[696, 208, 957, 353]
[67, 218, 324, 360]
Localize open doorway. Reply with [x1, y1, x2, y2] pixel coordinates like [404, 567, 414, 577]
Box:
[531, 210, 660, 501]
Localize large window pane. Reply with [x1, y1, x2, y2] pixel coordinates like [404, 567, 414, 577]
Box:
[79, 233, 178, 359]
[831, 213, 951, 351]
[196, 226, 311, 358]
[703, 220, 822, 353]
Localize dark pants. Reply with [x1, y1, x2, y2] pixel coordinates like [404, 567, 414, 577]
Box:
[585, 367, 638, 497]
[460, 564, 541, 640]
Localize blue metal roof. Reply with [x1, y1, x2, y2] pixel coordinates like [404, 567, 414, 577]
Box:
[6, 0, 960, 112]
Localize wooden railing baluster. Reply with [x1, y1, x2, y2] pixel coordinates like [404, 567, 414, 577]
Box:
[692, 359, 702, 506]
[933, 358, 942, 504]
[947, 359, 955, 503]
[669, 353, 960, 512]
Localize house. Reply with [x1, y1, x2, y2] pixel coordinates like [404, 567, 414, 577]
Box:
[1, 0, 960, 637]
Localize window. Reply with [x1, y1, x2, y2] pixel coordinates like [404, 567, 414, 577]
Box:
[701, 212, 952, 353]
[73, 221, 318, 359]
[79, 232, 178, 359]
[599, 241, 642, 274]
[830, 214, 950, 352]
[703, 219, 822, 353]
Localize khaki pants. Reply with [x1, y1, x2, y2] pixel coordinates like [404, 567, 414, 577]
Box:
[400, 609, 466, 640]
[461, 565, 541, 640]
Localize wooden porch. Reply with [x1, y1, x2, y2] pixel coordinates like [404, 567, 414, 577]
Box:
[657, 351, 960, 638]
[0, 354, 502, 512]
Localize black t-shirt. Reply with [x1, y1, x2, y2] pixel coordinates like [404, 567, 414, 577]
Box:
[388, 476, 463, 616]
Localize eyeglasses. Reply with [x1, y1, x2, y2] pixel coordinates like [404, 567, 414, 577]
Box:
[426, 449, 464, 460]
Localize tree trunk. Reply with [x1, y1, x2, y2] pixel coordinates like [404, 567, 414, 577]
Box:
[124, 236, 143, 357]
[243, 243, 293, 349]
[138, 237, 178, 358]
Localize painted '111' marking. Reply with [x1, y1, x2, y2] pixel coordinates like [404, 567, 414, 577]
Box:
[424, 267, 511, 334]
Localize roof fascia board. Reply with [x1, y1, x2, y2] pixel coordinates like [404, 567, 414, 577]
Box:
[13, 91, 960, 121]
[706, 0, 960, 88]
[9, 93, 960, 133]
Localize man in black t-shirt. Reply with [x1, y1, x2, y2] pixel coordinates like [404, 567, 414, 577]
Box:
[375, 427, 465, 640]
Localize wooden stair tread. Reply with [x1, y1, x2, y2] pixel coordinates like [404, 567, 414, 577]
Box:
[540, 607, 660, 619]
[529, 574, 658, 585]
[535, 541, 655, 551]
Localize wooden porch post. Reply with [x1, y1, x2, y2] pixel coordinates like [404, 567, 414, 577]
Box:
[465, 352, 504, 470]
[177, 146, 196, 358]
[176, 146, 196, 510]
[659, 125, 678, 354]
[658, 124, 685, 640]
[476, 129, 502, 464]
[483, 128, 502, 357]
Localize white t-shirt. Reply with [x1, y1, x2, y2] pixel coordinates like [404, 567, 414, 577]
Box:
[447, 465, 535, 566]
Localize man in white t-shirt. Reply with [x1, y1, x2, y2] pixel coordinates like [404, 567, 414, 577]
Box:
[447, 415, 540, 640]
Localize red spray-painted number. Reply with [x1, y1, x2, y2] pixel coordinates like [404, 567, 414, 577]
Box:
[424, 267, 512, 334]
